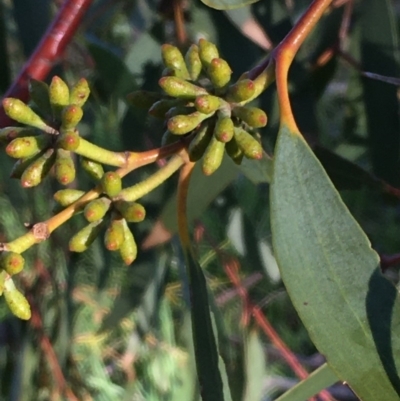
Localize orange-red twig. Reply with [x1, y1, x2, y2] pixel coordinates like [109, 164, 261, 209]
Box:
[224, 259, 336, 401]
[173, 0, 187, 46]
[0, 0, 93, 127]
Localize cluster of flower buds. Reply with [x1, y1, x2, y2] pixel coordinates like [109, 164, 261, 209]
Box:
[53, 172, 146, 265]
[0, 76, 151, 319]
[0, 76, 92, 319]
[127, 39, 267, 175]
[1, 76, 89, 187]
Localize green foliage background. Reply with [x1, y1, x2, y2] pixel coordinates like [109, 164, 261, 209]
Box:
[0, 0, 399, 400]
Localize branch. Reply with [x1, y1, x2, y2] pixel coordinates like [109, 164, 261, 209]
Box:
[248, 0, 334, 129]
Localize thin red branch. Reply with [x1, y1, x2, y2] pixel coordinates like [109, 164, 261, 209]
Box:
[173, 0, 187, 46]
[0, 0, 93, 127]
[224, 259, 336, 401]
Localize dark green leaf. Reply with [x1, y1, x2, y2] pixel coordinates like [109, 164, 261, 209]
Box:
[184, 248, 225, 401]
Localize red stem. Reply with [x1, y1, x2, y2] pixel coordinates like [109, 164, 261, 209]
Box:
[224, 259, 336, 401]
[0, 0, 93, 127]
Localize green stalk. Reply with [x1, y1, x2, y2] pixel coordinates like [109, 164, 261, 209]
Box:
[117, 155, 184, 202]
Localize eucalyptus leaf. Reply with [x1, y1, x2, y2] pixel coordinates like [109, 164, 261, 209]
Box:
[271, 125, 400, 400]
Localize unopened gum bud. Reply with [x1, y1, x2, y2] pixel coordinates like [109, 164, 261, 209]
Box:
[102, 172, 122, 197]
[185, 44, 202, 81]
[70, 78, 90, 107]
[159, 77, 207, 99]
[202, 136, 225, 176]
[2, 98, 51, 131]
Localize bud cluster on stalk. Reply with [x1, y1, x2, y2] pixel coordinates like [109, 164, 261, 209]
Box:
[1, 76, 89, 187]
[54, 172, 146, 266]
[127, 39, 267, 175]
[0, 76, 150, 320]
[0, 40, 268, 320]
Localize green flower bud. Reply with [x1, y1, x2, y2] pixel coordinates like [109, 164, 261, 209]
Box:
[225, 136, 243, 165]
[234, 127, 263, 159]
[10, 152, 43, 179]
[232, 106, 267, 128]
[49, 76, 70, 117]
[148, 99, 181, 119]
[159, 77, 207, 99]
[202, 136, 225, 176]
[102, 171, 122, 197]
[84, 197, 112, 222]
[81, 158, 104, 181]
[115, 201, 146, 223]
[57, 129, 80, 151]
[0, 252, 25, 275]
[226, 79, 256, 103]
[2, 98, 51, 131]
[61, 105, 83, 130]
[4, 286, 31, 320]
[161, 44, 190, 79]
[168, 111, 210, 135]
[104, 216, 125, 251]
[213, 116, 234, 143]
[0, 127, 38, 144]
[185, 44, 202, 81]
[69, 78, 90, 107]
[198, 38, 219, 68]
[188, 121, 214, 162]
[69, 220, 104, 252]
[207, 58, 232, 89]
[54, 189, 85, 207]
[126, 90, 162, 110]
[119, 219, 137, 265]
[20, 148, 55, 187]
[54, 149, 76, 185]
[194, 95, 221, 114]
[29, 79, 52, 117]
[6, 135, 50, 159]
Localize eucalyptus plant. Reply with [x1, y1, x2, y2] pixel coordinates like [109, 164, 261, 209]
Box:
[0, 0, 399, 400]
